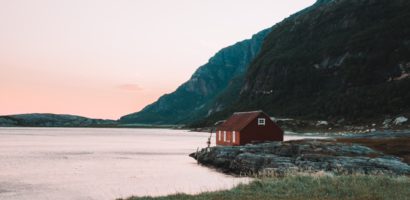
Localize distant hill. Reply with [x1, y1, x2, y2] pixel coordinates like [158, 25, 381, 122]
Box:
[0, 113, 117, 127]
[120, 29, 271, 125]
[195, 0, 410, 126]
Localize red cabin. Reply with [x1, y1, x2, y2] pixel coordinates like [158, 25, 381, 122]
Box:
[216, 111, 283, 146]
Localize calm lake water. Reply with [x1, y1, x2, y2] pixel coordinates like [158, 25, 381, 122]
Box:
[0, 128, 325, 200]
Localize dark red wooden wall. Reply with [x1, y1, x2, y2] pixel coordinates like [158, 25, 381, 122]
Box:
[240, 112, 283, 145]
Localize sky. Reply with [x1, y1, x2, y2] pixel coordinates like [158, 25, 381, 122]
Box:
[0, 0, 315, 119]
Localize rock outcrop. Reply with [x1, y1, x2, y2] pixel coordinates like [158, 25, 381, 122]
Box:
[190, 137, 410, 176]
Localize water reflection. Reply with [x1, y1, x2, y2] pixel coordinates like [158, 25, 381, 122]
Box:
[0, 128, 324, 200]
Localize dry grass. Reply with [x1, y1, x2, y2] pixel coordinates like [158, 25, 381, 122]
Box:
[120, 175, 410, 200]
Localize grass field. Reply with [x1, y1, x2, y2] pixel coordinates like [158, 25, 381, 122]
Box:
[120, 175, 410, 200]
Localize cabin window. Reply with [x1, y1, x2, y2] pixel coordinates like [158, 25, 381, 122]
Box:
[223, 131, 226, 142]
[232, 131, 236, 143]
[218, 131, 221, 141]
[258, 118, 266, 126]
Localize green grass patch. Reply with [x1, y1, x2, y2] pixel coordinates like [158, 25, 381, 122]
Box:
[120, 175, 410, 200]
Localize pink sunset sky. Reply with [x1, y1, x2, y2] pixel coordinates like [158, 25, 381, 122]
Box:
[0, 0, 315, 119]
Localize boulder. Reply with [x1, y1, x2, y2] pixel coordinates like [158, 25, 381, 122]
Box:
[394, 116, 408, 125]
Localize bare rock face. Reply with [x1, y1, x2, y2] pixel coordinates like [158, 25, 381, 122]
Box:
[190, 139, 410, 176]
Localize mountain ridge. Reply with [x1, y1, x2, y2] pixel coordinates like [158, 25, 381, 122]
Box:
[119, 0, 334, 125]
[120, 29, 271, 124]
[196, 0, 410, 126]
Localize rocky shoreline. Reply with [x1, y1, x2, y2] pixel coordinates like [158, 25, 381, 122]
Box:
[190, 132, 410, 176]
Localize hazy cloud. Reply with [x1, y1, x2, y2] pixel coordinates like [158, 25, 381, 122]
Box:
[117, 84, 143, 92]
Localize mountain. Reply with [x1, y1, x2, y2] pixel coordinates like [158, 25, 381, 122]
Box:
[120, 29, 271, 125]
[196, 0, 410, 126]
[0, 113, 117, 127]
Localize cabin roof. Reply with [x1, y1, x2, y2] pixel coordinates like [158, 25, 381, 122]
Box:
[217, 110, 266, 131]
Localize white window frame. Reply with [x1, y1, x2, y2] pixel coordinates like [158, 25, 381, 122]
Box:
[223, 131, 226, 142]
[258, 118, 266, 126]
[232, 131, 236, 143]
[218, 131, 221, 141]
